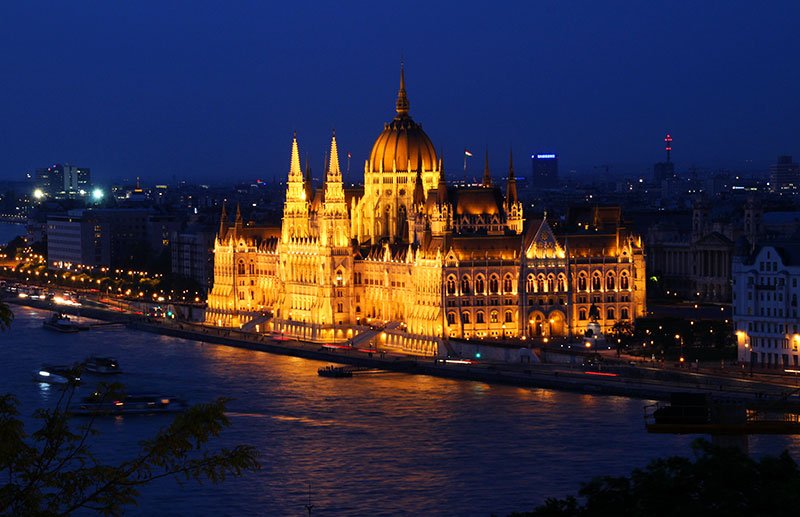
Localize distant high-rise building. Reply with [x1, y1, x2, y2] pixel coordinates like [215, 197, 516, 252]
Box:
[64, 165, 91, 194]
[769, 155, 799, 193]
[34, 163, 91, 197]
[653, 133, 675, 183]
[531, 153, 558, 188]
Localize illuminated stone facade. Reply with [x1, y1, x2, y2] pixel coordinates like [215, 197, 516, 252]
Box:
[205, 69, 647, 356]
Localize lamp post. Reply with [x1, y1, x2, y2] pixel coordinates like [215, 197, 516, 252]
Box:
[675, 334, 684, 367]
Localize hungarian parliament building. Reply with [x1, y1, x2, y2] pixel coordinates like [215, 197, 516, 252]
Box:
[206, 69, 647, 356]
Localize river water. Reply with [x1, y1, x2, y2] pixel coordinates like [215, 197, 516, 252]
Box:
[1, 306, 798, 516]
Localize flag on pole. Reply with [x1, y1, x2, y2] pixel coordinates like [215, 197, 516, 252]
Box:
[464, 149, 473, 157]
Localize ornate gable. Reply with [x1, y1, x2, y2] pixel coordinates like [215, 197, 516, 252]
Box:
[525, 219, 564, 259]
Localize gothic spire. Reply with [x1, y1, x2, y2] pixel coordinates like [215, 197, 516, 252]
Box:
[413, 147, 425, 205]
[234, 203, 243, 235]
[289, 131, 303, 182]
[506, 148, 518, 205]
[304, 154, 312, 202]
[328, 130, 341, 178]
[395, 61, 410, 118]
[482, 148, 492, 187]
[437, 160, 448, 205]
[218, 201, 227, 241]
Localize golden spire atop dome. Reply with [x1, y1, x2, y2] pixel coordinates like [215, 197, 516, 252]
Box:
[396, 61, 410, 118]
[369, 63, 438, 174]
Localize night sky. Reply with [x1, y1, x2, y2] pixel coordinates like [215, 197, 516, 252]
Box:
[2, 1, 799, 185]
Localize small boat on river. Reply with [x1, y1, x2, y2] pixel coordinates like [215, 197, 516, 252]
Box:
[42, 313, 81, 333]
[71, 392, 188, 416]
[82, 356, 122, 374]
[318, 365, 353, 378]
[32, 365, 81, 385]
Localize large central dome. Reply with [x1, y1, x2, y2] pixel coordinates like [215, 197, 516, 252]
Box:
[369, 67, 438, 173]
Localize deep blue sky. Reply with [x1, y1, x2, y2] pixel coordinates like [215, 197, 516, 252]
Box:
[1, 1, 799, 186]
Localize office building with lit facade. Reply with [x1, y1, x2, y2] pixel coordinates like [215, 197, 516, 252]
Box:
[205, 70, 647, 356]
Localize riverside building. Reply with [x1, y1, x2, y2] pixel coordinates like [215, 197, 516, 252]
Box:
[205, 69, 647, 356]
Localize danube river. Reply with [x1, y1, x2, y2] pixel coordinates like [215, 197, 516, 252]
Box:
[2, 307, 799, 516]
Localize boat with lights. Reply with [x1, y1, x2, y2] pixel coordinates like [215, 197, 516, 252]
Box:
[42, 313, 81, 333]
[317, 365, 353, 378]
[82, 356, 122, 374]
[32, 365, 81, 385]
[71, 392, 188, 416]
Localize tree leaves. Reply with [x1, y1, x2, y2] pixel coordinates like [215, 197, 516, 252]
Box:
[0, 388, 260, 516]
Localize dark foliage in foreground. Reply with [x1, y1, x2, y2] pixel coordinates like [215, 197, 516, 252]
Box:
[511, 439, 800, 517]
[0, 383, 260, 516]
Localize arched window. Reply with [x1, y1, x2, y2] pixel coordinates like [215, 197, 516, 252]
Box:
[249, 262, 255, 275]
[461, 275, 471, 295]
[592, 273, 601, 291]
[526, 274, 535, 293]
[557, 274, 566, 292]
[578, 273, 587, 291]
[503, 274, 513, 294]
[475, 275, 485, 294]
[447, 312, 456, 325]
[547, 274, 555, 293]
[446, 276, 456, 295]
[490, 310, 499, 323]
[621, 307, 629, 320]
[579, 309, 587, 320]
[607, 307, 615, 320]
[620, 272, 629, 290]
[237, 261, 245, 275]
[476, 311, 485, 324]
[606, 273, 615, 290]
[335, 270, 344, 287]
[504, 310, 513, 323]
[489, 275, 499, 294]
[462, 311, 471, 324]
[537, 275, 545, 293]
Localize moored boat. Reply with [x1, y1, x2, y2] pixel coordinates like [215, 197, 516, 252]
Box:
[82, 356, 122, 374]
[42, 313, 80, 333]
[71, 392, 188, 416]
[32, 365, 81, 385]
[317, 365, 353, 378]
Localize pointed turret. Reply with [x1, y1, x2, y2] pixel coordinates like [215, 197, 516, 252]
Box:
[328, 130, 341, 180]
[281, 132, 311, 242]
[234, 203, 243, 236]
[289, 131, 303, 183]
[413, 148, 426, 205]
[437, 163, 448, 205]
[482, 149, 492, 187]
[218, 202, 228, 241]
[395, 62, 410, 118]
[304, 154, 313, 202]
[506, 148, 518, 205]
[321, 131, 350, 247]
[505, 148, 523, 234]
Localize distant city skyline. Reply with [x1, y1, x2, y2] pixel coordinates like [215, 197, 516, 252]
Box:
[1, 2, 799, 185]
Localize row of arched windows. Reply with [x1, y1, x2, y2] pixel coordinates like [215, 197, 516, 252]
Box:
[576, 271, 630, 292]
[447, 310, 515, 325]
[446, 273, 515, 295]
[445, 270, 632, 296]
[578, 306, 630, 320]
[525, 273, 567, 293]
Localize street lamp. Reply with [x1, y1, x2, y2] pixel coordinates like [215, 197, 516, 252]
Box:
[675, 334, 684, 366]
